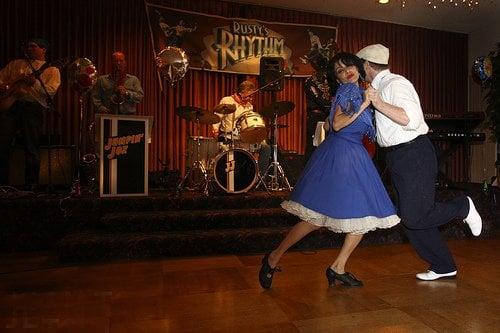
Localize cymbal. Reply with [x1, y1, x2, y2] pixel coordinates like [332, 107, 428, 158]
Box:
[175, 106, 221, 124]
[213, 103, 236, 114]
[261, 101, 295, 118]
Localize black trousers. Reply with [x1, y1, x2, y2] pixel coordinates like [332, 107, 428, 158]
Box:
[0, 100, 44, 186]
[385, 135, 469, 273]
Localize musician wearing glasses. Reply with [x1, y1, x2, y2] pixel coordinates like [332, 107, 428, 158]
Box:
[92, 51, 143, 115]
[0, 38, 61, 189]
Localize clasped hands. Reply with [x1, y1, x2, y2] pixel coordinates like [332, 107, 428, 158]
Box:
[364, 85, 382, 107]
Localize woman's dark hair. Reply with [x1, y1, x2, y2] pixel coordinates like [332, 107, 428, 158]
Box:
[328, 52, 365, 81]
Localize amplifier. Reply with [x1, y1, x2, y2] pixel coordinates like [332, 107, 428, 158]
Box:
[279, 150, 305, 186]
[8, 145, 76, 186]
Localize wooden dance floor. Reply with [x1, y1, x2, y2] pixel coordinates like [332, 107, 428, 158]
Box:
[1, 235, 499, 332]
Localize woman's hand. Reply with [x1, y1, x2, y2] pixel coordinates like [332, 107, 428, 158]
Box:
[323, 118, 330, 131]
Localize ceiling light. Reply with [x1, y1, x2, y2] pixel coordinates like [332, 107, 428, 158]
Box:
[427, 0, 480, 10]
[389, 0, 481, 10]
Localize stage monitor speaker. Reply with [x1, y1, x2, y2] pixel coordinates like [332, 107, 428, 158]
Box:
[279, 150, 305, 186]
[8, 145, 76, 186]
[259, 57, 284, 92]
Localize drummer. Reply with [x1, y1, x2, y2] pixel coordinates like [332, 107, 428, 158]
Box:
[211, 80, 271, 177]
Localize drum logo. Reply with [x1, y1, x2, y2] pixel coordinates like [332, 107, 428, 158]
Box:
[104, 133, 144, 159]
[225, 159, 235, 173]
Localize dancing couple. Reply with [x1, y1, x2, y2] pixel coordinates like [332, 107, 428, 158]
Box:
[259, 45, 482, 289]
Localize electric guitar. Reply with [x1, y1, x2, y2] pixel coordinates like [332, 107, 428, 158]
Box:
[0, 59, 67, 111]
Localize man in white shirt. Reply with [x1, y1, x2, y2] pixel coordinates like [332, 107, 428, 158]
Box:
[357, 44, 482, 281]
[212, 80, 271, 177]
[0, 38, 61, 189]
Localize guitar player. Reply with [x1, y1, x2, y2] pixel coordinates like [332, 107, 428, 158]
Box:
[0, 38, 61, 190]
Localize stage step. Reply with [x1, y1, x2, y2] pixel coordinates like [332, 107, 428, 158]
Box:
[72, 191, 289, 213]
[2, 184, 493, 260]
[58, 227, 343, 262]
[100, 208, 300, 232]
[58, 223, 422, 262]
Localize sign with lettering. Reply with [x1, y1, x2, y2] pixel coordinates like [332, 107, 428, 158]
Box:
[145, 2, 337, 76]
[99, 115, 151, 197]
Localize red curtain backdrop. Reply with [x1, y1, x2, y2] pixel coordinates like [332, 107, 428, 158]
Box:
[0, 0, 469, 181]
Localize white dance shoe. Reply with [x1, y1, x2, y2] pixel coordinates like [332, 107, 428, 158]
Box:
[416, 270, 457, 281]
[464, 196, 482, 236]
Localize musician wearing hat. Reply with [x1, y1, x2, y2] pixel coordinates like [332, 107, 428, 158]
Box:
[0, 38, 61, 189]
[212, 80, 271, 177]
[304, 48, 338, 162]
[357, 43, 482, 281]
[92, 51, 144, 115]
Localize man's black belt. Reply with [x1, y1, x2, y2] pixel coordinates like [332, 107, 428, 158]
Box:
[385, 134, 427, 152]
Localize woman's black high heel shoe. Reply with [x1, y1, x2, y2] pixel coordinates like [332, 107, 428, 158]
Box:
[326, 267, 363, 287]
[258, 253, 281, 289]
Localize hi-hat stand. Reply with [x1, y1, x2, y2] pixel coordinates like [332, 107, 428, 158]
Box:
[260, 111, 292, 191]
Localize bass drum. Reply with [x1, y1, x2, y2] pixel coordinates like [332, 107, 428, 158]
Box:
[213, 149, 257, 194]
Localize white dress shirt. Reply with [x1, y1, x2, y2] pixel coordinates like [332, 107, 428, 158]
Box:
[371, 69, 429, 147]
[0, 59, 61, 108]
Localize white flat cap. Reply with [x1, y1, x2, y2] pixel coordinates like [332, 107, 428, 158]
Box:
[356, 44, 389, 65]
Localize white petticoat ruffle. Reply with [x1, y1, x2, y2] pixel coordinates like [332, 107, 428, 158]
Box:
[281, 200, 400, 235]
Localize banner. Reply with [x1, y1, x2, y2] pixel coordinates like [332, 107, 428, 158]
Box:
[145, 2, 338, 76]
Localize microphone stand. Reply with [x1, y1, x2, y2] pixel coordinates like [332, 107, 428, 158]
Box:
[241, 70, 291, 99]
[24, 53, 57, 193]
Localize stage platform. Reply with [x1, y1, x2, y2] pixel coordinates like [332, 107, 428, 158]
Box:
[0, 183, 498, 263]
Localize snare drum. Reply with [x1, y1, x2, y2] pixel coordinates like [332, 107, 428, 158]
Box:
[237, 112, 267, 144]
[186, 136, 218, 170]
[213, 149, 258, 193]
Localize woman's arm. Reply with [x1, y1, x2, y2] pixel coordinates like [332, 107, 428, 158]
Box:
[332, 99, 370, 132]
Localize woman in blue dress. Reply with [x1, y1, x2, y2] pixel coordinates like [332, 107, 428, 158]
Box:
[259, 53, 400, 289]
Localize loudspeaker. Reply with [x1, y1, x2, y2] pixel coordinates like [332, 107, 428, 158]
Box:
[8, 145, 76, 186]
[259, 57, 284, 91]
[279, 150, 305, 186]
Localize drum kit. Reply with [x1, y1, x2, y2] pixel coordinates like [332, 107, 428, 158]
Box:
[176, 99, 294, 195]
